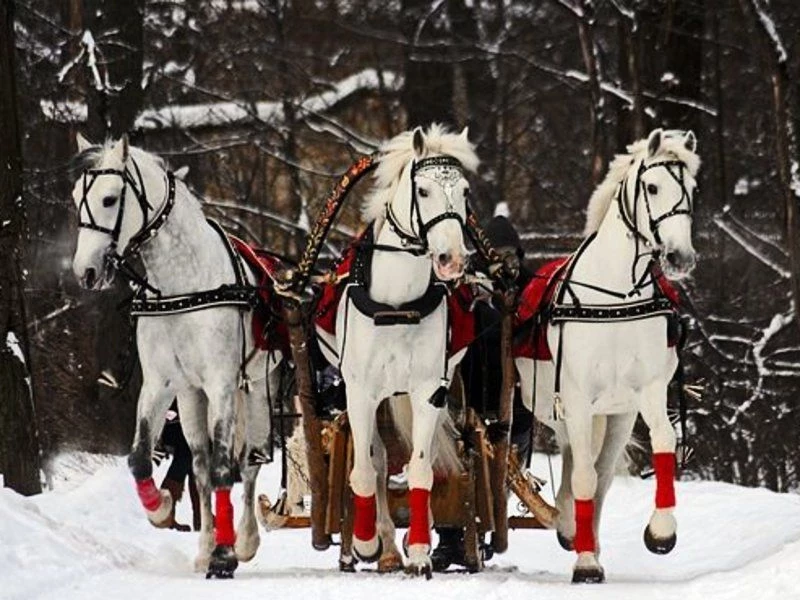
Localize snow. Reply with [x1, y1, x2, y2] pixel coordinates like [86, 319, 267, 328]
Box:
[41, 69, 400, 131]
[3, 452, 800, 599]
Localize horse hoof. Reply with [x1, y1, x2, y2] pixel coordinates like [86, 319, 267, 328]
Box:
[353, 536, 383, 563]
[205, 545, 238, 580]
[378, 550, 404, 573]
[572, 566, 605, 584]
[339, 556, 357, 573]
[644, 525, 677, 555]
[556, 531, 574, 552]
[405, 562, 433, 580]
[146, 489, 174, 528]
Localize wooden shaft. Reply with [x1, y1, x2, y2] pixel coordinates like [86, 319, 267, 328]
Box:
[490, 290, 516, 553]
[284, 302, 331, 550]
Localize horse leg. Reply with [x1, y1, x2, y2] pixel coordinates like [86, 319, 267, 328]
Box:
[373, 428, 402, 572]
[564, 407, 604, 583]
[205, 381, 240, 579]
[128, 382, 175, 528]
[553, 424, 575, 551]
[235, 365, 276, 563]
[591, 413, 637, 555]
[637, 383, 678, 554]
[177, 390, 215, 572]
[347, 389, 381, 562]
[404, 393, 440, 578]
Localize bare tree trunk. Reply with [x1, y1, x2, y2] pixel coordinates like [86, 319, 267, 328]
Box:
[401, 0, 455, 128]
[616, 5, 645, 144]
[576, 0, 606, 185]
[659, 0, 704, 131]
[0, 0, 42, 496]
[738, 0, 800, 331]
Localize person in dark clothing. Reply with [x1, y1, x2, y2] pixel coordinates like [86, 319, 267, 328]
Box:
[157, 401, 201, 531]
[431, 214, 534, 571]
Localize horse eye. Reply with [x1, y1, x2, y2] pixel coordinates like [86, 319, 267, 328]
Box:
[646, 183, 658, 195]
[102, 195, 117, 207]
[418, 187, 429, 198]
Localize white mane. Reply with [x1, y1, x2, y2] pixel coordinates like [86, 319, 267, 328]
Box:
[584, 131, 701, 235]
[362, 123, 480, 224]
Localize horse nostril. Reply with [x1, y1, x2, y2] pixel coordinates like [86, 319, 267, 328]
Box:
[83, 267, 97, 289]
[666, 251, 679, 267]
[437, 252, 451, 266]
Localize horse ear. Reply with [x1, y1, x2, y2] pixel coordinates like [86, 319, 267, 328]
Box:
[412, 127, 426, 157]
[647, 128, 663, 157]
[683, 130, 697, 153]
[459, 126, 470, 142]
[174, 166, 190, 180]
[76, 132, 93, 153]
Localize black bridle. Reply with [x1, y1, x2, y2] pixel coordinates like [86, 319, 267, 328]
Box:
[618, 159, 695, 247]
[384, 155, 467, 253]
[78, 159, 176, 284]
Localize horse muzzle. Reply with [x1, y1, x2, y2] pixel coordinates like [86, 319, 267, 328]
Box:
[433, 252, 465, 281]
[661, 249, 696, 280]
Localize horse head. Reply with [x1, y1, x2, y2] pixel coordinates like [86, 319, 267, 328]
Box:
[383, 125, 478, 281]
[70, 134, 163, 290]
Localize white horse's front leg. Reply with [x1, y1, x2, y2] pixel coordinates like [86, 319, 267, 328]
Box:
[128, 382, 176, 528]
[637, 381, 678, 554]
[563, 400, 605, 584]
[404, 393, 440, 578]
[347, 388, 381, 562]
[178, 391, 215, 573]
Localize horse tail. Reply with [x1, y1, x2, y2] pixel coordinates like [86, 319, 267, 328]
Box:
[386, 395, 462, 475]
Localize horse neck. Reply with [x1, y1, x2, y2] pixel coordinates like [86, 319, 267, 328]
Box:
[139, 177, 228, 295]
[369, 220, 432, 306]
[573, 177, 656, 300]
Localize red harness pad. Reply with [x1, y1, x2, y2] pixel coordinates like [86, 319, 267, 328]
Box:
[229, 236, 289, 354]
[514, 258, 569, 360]
[314, 236, 476, 358]
[513, 257, 682, 361]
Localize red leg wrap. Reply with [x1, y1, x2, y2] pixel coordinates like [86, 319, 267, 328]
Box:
[135, 478, 162, 512]
[353, 494, 377, 542]
[653, 452, 676, 509]
[573, 499, 595, 554]
[214, 488, 235, 546]
[407, 488, 431, 546]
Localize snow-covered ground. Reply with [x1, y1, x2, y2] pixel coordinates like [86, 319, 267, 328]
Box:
[3, 452, 800, 600]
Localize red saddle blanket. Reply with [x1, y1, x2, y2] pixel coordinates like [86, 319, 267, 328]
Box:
[514, 257, 680, 361]
[229, 236, 289, 354]
[314, 235, 476, 358]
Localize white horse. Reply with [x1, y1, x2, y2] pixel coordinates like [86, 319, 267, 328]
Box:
[70, 134, 281, 578]
[316, 124, 477, 576]
[515, 129, 699, 583]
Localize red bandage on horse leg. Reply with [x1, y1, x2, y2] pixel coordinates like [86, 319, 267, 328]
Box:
[653, 452, 676, 509]
[214, 488, 235, 546]
[353, 494, 377, 542]
[135, 478, 162, 512]
[407, 488, 431, 546]
[573, 499, 595, 553]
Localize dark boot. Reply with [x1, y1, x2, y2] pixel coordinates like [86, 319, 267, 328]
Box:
[161, 478, 191, 532]
[188, 473, 201, 532]
[430, 527, 465, 572]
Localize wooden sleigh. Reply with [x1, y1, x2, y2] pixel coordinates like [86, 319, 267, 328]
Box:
[266, 156, 557, 572]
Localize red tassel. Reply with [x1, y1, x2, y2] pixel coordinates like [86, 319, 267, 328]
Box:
[135, 478, 161, 512]
[407, 488, 431, 546]
[653, 452, 676, 509]
[215, 488, 235, 546]
[573, 499, 595, 553]
[353, 494, 377, 541]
